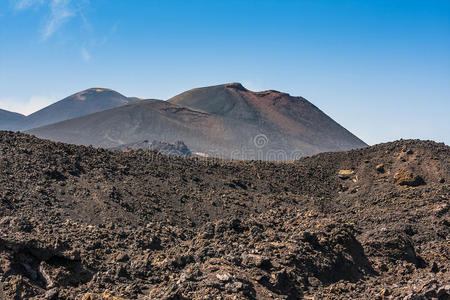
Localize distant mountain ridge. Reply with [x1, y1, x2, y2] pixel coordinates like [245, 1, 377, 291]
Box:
[0, 109, 25, 130]
[0, 88, 137, 131]
[27, 83, 367, 160]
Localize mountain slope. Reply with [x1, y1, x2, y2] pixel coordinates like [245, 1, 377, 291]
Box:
[16, 88, 137, 130]
[27, 99, 256, 157]
[169, 83, 367, 152]
[0, 109, 25, 130]
[28, 83, 367, 159]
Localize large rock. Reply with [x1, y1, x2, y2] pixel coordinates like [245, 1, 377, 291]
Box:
[338, 169, 354, 179]
[394, 171, 425, 186]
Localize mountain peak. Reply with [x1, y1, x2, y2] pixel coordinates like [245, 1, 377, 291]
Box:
[224, 82, 247, 91]
[74, 88, 116, 101]
[86, 87, 114, 92]
[3, 88, 137, 131]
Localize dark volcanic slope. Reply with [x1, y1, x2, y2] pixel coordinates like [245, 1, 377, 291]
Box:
[27, 99, 266, 159]
[16, 88, 137, 131]
[29, 83, 366, 160]
[0, 109, 25, 130]
[169, 83, 367, 152]
[0, 131, 449, 299]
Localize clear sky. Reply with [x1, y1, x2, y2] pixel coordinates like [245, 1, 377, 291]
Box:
[1, 0, 449, 145]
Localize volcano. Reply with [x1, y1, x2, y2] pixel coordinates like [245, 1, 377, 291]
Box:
[3, 88, 137, 131]
[28, 83, 366, 160]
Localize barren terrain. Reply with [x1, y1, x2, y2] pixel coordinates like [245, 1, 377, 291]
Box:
[0, 132, 448, 299]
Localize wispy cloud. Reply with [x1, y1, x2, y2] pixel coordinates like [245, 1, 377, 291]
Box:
[12, 0, 44, 10]
[81, 46, 90, 61]
[11, 0, 88, 40]
[10, 0, 114, 61]
[42, 0, 76, 40]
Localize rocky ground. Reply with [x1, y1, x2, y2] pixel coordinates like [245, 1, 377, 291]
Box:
[0, 131, 448, 299]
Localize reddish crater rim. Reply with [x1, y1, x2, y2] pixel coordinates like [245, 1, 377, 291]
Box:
[254, 90, 291, 97]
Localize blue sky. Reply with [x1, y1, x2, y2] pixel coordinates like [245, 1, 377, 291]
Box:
[0, 0, 449, 145]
